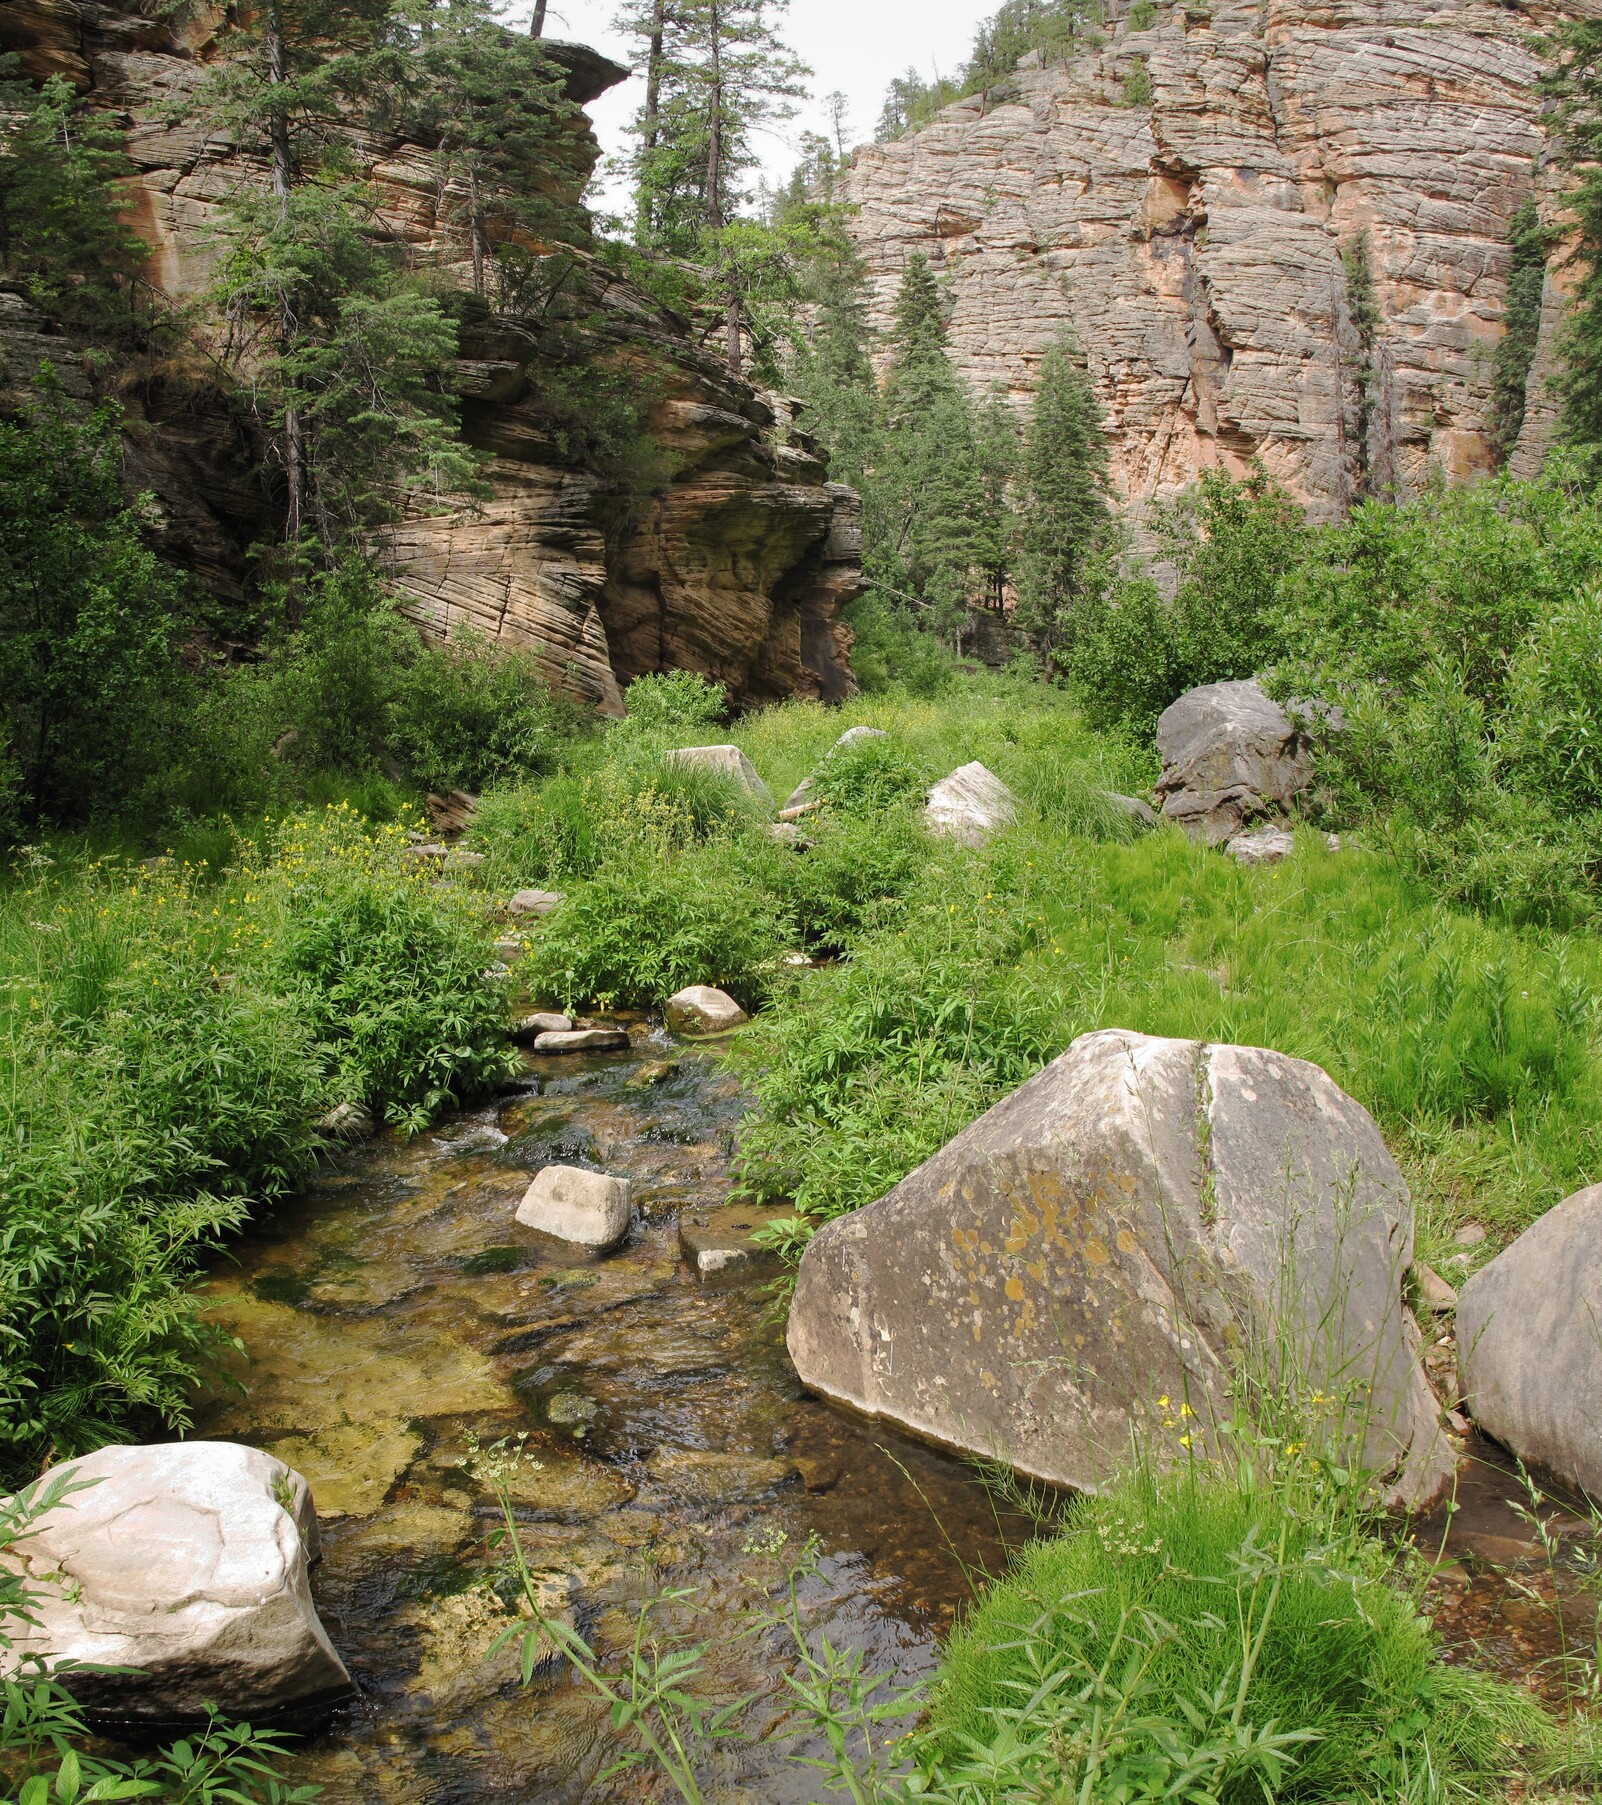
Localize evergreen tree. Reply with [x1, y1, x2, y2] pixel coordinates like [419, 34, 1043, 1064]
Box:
[1015, 329, 1109, 649]
[1538, 20, 1602, 468]
[1490, 199, 1556, 464]
[0, 66, 161, 346]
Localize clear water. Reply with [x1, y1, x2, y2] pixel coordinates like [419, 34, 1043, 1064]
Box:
[195, 1032, 1032, 1802]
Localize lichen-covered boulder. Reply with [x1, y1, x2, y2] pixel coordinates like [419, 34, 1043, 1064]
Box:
[1458, 1186, 1602, 1497]
[665, 985, 748, 1036]
[663, 744, 773, 808]
[1, 1442, 351, 1724]
[788, 1029, 1450, 1507]
[923, 762, 1019, 848]
[516, 1164, 633, 1251]
[1156, 681, 1311, 846]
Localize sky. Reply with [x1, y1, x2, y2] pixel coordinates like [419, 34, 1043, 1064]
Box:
[518, 0, 997, 217]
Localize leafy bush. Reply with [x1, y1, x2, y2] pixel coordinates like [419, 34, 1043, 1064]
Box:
[1059, 574, 1180, 738]
[809, 731, 929, 815]
[523, 838, 790, 1009]
[840, 592, 957, 696]
[926, 1463, 1545, 1802]
[0, 807, 515, 1474]
[1503, 581, 1602, 811]
[777, 808, 930, 949]
[617, 668, 727, 733]
[388, 630, 565, 794]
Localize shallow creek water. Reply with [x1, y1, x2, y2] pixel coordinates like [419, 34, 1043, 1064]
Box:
[196, 1029, 1032, 1802]
[194, 1030, 1599, 1801]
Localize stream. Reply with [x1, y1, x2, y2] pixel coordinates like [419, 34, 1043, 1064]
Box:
[194, 1028, 1600, 1801]
[196, 1027, 1031, 1802]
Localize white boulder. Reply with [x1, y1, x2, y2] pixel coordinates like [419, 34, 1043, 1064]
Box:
[665, 986, 749, 1036]
[663, 745, 773, 808]
[923, 762, 1019, 848]
[0, 1442, 351, 1723]
[516, 1165, 633, 1251]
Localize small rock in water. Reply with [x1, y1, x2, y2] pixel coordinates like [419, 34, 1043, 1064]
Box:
[1, 1442, 352, 1723]
[1227, 825, 1296, 865]
[1454, 1222, 1487, 1247]
[679, 1205, 776, 1280]
[546, 1391, 602, 1428]
[514, 1011, 574, 1041]
[923, 762, 1018, 848]
[665, 985, 748, 1036]
[627, 1058, 679, 1088]
[515, 1164, 633, 1251]
[508, 888, 565, 918]
[644, 1448, 798, 1505]
[533, 1027, 630, 1053]
[493, 937, 525, 963]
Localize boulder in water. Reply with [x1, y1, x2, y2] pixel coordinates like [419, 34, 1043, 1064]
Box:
[788, 1028, 1450, 1507]
[516, 1164, 633, 1251]
[0, 1442, 351, 1725]
[532, 1027, 629, 1053]
[665, 985, 748, 1036]
[1458, 1186, 1602, 1497]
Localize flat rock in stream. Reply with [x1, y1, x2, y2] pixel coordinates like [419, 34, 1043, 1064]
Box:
[679, 1204, 778, 1280]
[644, 1448, 799, 1505]
[1, 1442, 352, 1724]
[533, 1028, 630, 1054]
[261, 1420, 423, 1520]
[788, 1028, 1452, 1508]
[516, 1164, 633, 1251]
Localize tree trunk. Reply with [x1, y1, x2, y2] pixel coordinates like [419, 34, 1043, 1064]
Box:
[704, 1, 723, 232]
[265, 0, 304, 563]
[530, 0, 547, 35]
[635, 0, 667, 242]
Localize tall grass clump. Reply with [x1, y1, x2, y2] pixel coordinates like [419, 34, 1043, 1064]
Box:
[0, 808, 513, 1477]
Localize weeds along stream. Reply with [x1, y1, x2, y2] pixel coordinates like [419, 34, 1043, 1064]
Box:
[187, 1032, 1035, 1802]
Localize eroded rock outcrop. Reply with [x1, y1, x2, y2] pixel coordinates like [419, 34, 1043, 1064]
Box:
[842, 0, 1578, 523]
[0, 7, 862, 711]
[788, 1028, 1451, 1506]
[1156, 679, 1312, 844]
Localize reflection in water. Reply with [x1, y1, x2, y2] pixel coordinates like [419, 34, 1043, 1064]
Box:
[196, 1032, 1034, 1801]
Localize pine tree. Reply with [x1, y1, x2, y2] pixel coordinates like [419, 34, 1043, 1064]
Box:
[1538, 19, 1602, 468]
[1015, 329, 1110, 650]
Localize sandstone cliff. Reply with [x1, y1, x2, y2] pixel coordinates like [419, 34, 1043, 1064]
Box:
[0, 1, 860, 711]
[842, 0, 1589, 521]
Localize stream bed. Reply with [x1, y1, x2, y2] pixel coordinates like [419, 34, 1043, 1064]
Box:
[196, 1029, 1030, 1802]
[195, 1029, 1598, 1801]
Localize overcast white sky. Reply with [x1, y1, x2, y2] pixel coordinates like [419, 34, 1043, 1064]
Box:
[518, 0, 997, 218]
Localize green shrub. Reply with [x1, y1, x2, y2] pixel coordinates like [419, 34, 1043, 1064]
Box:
[617, 668, 727, 732]
[1503, 581, 1602, 812]
[1128, 0, 1157, 26]
[1060, 574, 1181, 738]
[778, 808, 930, 949]
[925, 1465, 1545, 1802]
[388, 630, 565, 793]
[841, 592, 957, 696]
[523, 838, 790, 1010]
[810, 731, 930, 815]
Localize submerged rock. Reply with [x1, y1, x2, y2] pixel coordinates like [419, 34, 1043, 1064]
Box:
[663, 744, 773, 808]
[516, 1164, 634, 1251]
[1458, 1186, 1602, 1497]
[788, 1028, 1450, 1507]
[1, 1442, 351, 1724]
[1156, 681, 1312, 847]
[679, 1204, 778, 1280]
[665, 985, 748, 1036]
[644, 1448, 798, 1505]
[923, 762, 1019, 848]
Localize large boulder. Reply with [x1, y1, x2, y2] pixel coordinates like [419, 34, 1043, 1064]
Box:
[665, 985, 748, 1036]
[781, 725, 890, 811]
[1458, 1187, 1602, 1497]
[788, 1029, 1450, 1506]
[1155, 680, 1312, 846]
[516, 1164, 633, 1251]
[663, 745, 773, 809]
[923, 762, 1019, 849]
[1, 1442, 351, 1724]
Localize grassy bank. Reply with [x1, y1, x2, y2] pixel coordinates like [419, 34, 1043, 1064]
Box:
[0, 807, 514, 1479]
[474, 675, 1602, 1269]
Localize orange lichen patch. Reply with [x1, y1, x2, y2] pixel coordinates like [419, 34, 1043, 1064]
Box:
[1005, 1277, 1025, 1302]
[1117, 1229, 1138, 1254]
[1084, 1234, 1111, 1266]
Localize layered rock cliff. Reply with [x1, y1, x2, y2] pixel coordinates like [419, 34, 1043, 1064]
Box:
[842, 0, 1586, 521]
[0, 1, 860, 710]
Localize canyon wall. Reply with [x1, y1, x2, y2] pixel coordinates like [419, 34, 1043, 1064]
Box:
[842, 0, 1594, 522]
[0, 1, 860, 711]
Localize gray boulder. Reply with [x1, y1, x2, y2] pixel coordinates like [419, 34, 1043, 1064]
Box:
[516, 1165, 633, 1251]
[1103, 791, 1157, 830]
[1155, 680, 1312, 846]
[1228, 825, 1296, 865]
[508, 888, 565, 918]
[665, 985, 748, 1036]
[532, 1027, 629, 1053]
[788, 1029, 1450, 1507]
[923, 762, 1019, 849]
[1, 1442, 351, 1723]
[663, 745, 773, 809]
[781, 725, 890, 812]
[514, 1011, 574, 1040]
[1458, 1186, 1602, 1497]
